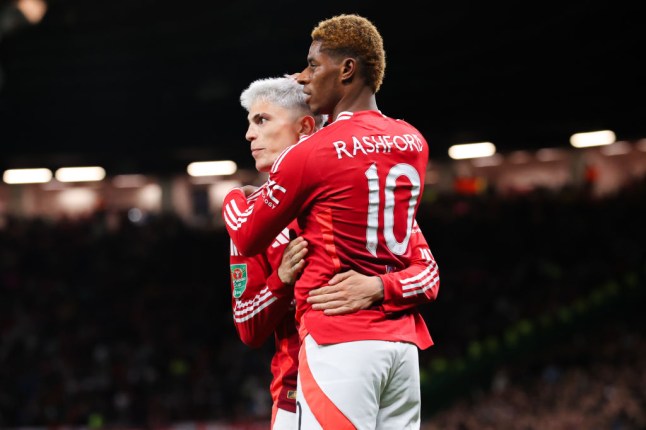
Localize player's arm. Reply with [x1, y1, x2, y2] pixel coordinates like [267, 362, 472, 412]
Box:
[222, 150, 308, 256]
[377, 221, 440, 311]
[229, 237, 307, 348]
[307, 221, 439, 315]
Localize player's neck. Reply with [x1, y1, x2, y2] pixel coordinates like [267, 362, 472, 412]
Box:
[331, 91, 377, 121]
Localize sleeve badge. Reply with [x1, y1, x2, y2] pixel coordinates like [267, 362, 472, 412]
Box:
[230, 264, 248, 298]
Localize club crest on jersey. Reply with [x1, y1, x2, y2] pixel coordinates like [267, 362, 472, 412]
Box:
[230, 264, 248, 298]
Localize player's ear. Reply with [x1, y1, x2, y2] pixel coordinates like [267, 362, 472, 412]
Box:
[299, 115, 316, 135]
[340, 58, 356, 83]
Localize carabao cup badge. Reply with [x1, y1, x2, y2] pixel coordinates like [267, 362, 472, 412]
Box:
[231, 264, 248, 298]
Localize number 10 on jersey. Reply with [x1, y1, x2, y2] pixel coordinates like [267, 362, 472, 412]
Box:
[365, 162, 421, 257]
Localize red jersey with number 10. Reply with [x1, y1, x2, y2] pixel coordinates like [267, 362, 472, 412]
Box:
[224, 110, 432, 348]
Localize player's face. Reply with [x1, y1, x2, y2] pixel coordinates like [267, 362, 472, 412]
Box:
[245, 100, 302, 172]
[297, 41, 343, 117]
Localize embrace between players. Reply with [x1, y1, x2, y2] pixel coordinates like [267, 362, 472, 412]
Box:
[223, 14, 440, 430]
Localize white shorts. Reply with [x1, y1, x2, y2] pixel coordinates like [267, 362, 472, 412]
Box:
[296, 334, 421, 430]
[273, 407, 297, 430]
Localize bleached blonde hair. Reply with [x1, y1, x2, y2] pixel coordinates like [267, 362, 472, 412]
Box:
[240, 76, 327, 128]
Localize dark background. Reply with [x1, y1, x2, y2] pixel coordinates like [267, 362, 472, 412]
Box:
[1, 0, 645, 175]
[1, 2, 646, 427]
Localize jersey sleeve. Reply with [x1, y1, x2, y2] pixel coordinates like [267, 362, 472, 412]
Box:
[229, 239, 295, 349]
[222, 149, 309, 256]
[378, 221, 440, 312]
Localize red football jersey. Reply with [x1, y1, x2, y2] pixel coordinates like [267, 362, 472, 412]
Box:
[228, 220, 439, 413]
[224, 110, 436, 349]
[229, 225, 300, 413]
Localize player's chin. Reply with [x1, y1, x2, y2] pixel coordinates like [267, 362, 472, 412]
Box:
[307, 100, 323, 116]
[255, 159, 271, 173]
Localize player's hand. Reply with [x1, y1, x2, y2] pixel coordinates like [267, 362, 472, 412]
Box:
[277, 236, 308, 285]
[307, 270, 384, 316]
[241, 185, 259, 197]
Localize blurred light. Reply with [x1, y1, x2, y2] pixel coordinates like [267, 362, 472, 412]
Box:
[536, 148, 564, 162]
[209, 180, 243, 207]
[128, 208, 144, 223]
[16, 0, 47, 24]
[508, 151, 532, 164]
[58, 188, 98, 212]
[636, 139, 646, 152]
[570, 130, 616, 148]
[454, 176, 487, 195]
[112, 174, 148, 188]
[55, 166, 106, 182]
[471, 154, 503, 167]
[41, 179, 68, 191]
[600, 141, 631, 156]
[189, 175, 221, 185]
[187, 160, 237, 177]
[448, 142, 496, 160]
[3, 168, 52, 184]
[138, 184, 162, 210]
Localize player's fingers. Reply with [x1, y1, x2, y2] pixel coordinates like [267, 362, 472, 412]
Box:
[310, 299, 344, 311]
[323, 305, 355, 316]
[283, 241, 307, 265]
[293, 247, 308, 260]
[291, 260, 304, 272]
[307, 292, 343, 305]
[306, 293, 329, 304]
[285, 237, 305, 252]
[307, 285, 336, 297]
[327, 270, 355, 285]
[292, 259, 306, 272]
[293, 243, 308, 258]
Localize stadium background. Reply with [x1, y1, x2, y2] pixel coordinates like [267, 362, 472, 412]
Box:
[1, 1, 645, 428]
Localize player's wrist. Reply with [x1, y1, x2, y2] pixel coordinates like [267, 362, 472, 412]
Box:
[277, 267, 294, 285]
[372, 276, 384, 302]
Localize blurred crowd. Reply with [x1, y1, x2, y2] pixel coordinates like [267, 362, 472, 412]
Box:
[0, 212, 274, 427]
[0, 176, 645, 428]
[417, 178, 646, 428]
[423, 315, 646, 430]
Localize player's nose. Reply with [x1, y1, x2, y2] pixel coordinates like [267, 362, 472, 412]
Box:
[245, 126, 256, 142]
[296, 68, 309, 85]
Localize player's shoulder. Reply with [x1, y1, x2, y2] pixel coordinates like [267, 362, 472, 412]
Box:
[390, 116, 428, 149]
[222, 186, 245, 205]
[349, 110, 424, 136]
[368, 109, 422, 131]
[269, 130, 327, 173]
[223, 184, 264, 202]
[391, 115, 423, 135]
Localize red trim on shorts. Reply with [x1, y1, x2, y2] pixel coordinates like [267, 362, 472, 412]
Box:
[299, 339, 356, 430]
[271, 402, 278, 429]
